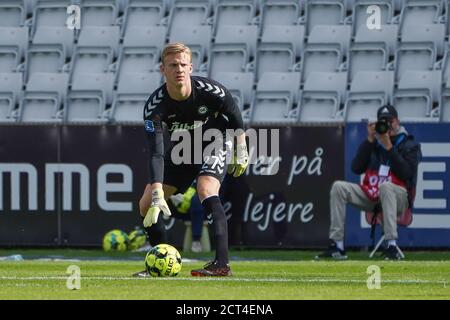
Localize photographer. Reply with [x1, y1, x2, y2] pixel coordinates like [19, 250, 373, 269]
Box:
[316, 105, 422, 260]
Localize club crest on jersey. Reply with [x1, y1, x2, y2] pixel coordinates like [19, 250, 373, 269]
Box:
[144, 120, 155, 133]
[198, 105, 208, 115]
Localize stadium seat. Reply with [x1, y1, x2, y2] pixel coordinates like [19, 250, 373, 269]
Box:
[115, 26, 166, 84]
[344, 71, 394, 122]
[0, 72, 22, 122]
[66, 72, 115, 122]
[441, 92, 450, 122]
[32, 26, 75, 59]
[31, 0, 72, 37]
[0, 0, 27, 27]
[298, 71, 347, 122]
[261, 25, 305, 58]
[308, 25, 351, 58]
[255, 43, 296, 82]
[214, 72, 254, 113]
[259, 0, 301, 35]
[395, 43, 436, 82]
[111, 72, 162, 123]
[169, 25, 212, 71]
[393, 70, 441, 122]
[215, 25, 258, 58]
[304, 0, 346, 35]
[0, 27, 28, 73]
[25, 44, 65, 83]
[213, 0, 256, 36]
[401, 23, 445, 58]
[250, 72, 300, 124]
[70, 26, 120, 84]
[351, 0, 394, 36]
[348, 44, 387, 82]
[168, 0, 211, 37]
[209, 44, 249, 80]
[354, 24, 398, 58]
[80, 0, 118, 27]
[19, 72, 68, 122]
[399, 0, 443, 37]
[122, 0, 166, 37]
[301, 45, 342, 84]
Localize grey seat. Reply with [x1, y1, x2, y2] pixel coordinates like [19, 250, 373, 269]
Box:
[168, 0, 211, 37]
[255, 43, 296, 82]
[348, 44, 387, 82]
[344, 71, 394, 122]
[298, 71, 347, 122]
[66, 72, 115, 122]
[215, 25, 258, 58]
[32, 26, 75, 59]
[111, 72, 162, 123]
[214, 72, 254, 114]
[394, 70, 441, 122]
[80, 0, 118, 27]
[214, 0, 256, 36]
[0, 72, 22, 122]
[395, 43, 436, 82]
[70, 26, 120, 84]
[354, 24, 398, 58]
[31, 0, 72, 37]
[305, 0, 345, 35]
[301, 45, 342, 84]
[20, 72, 68, 122]
[259, 0, 301, 35]
[0, 0, 27, 27]
[250, 72, 300, 124]
[25, 44, 65, 82]
[401, 24, 445, 58]
[122, 0, 166, 37]
[351, 0, 393, 36]
[399, 0, 443, 37]
[261, 25, 305, 58]
[0, 27, 28, 73]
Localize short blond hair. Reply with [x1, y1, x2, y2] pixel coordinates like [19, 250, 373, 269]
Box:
[161, 42, 192, 65]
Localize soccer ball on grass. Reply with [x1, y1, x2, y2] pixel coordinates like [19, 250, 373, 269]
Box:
[102, 229, 129, 252]
[145, 244, 182, 277]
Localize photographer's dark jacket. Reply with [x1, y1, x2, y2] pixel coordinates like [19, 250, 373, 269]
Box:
[351, 127, 422, 207]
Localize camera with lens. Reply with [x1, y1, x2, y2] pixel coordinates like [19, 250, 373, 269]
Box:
[375, 118, 391, 134]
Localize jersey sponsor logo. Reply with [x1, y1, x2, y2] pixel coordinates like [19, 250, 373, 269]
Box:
[195, 80, 225, 98]
[169, 121, 204, 132]
[168, 114, 176, 119]
[144, 89, 164, 117]
[198, 105, 208, 115]
[144, 120, 155, 133]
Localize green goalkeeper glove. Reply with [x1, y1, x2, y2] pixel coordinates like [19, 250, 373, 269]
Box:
[227, 143, 249, 177]
[143, 188, 172, 228]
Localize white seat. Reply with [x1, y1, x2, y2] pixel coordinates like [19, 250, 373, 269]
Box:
[401, 24, 445, 57]
[395, 43, 435, 82]
[168, 0, 211, 37]
[215, 25, 258, 58]
[354, 24, 398, 58]
[214, 0, 256, 36]
[32, 0, 72, 37]
[305, 0, 345, 35]
[25, 44, 65, 82]
[122, 0, 166, 37]
[80, 0, 118, 27]
[261, 25, 305, 58]
[209, 44, 249, 80]
[256, 44, 295, 82]
[348, 44, 387, 82]
[399, 0, 443, 36]
[32, 26, 75, 58]
[301, 45, 342, 83]
[308, 25, 351, 57]
[0, 27, 28, 73]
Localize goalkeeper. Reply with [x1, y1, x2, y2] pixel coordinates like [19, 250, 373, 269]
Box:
[135, 43, 248, 277]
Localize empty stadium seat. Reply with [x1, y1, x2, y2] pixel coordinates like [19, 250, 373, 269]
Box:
[261, 25, 305, 58]
[0, 27, 28, 73]
[214, 72, 254, 112]
[259, 0, 301, 35]
[256, 44, 296, 82]
[0, 72, 22, 122]
[301, 45, 342, 83]
[32, 26, 75, 59]
[80, 0, 118, 27]
[399, 0, 443, 36]
[209, 44, 249, 80]
[31, 0, 72, 37]
[304, 0, 346, 35]
[344, 71, 395, 122]
[70, 26, 120, 84]
[348, 44, 387, 82]
[122, 0, 166, 37]
[354, 24, 398, 58]
[112, 72, 162, 123]
[308, 25, 351, 57]
[298, 71, 347, 122]
[441, 92, 450, 122]
[250, 72, 300, 124]
[66, 72, 115, 122]
[351, 0, 394, 36]
[214, 0, 256, 36]
[168, 0, 211, 37]
[401, 23, 445, 57]
[0, 0, 27, 27]
[25, 44, 65, 82]
[393, 70, 441, 122]
[19, 72, 68, 122]
[215, 25, 258, 58]
[395, 43, 436, 82]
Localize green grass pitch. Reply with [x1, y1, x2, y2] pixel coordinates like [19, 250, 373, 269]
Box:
[0, 249, 449, 300]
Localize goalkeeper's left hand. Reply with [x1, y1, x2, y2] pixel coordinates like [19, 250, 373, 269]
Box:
[227, 143, 249, 177]
[143, 188, 172, 228]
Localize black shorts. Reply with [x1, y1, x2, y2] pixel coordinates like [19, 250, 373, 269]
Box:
[163, 151, 228, 194]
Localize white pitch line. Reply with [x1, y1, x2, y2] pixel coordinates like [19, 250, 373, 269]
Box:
[0, 276, 448, 285]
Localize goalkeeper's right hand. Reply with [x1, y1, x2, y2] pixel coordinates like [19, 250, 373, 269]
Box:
[143, 188, 172, 228]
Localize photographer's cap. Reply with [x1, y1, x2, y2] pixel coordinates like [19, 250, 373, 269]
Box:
[377, 104, 398, 120]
